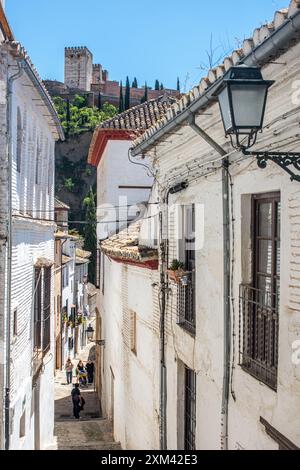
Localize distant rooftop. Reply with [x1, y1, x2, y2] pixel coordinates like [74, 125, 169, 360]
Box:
[100, 94, 177, 131]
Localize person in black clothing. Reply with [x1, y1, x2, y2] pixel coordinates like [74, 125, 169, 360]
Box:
[71, 383, 81, 419]
[86, 360, 94, 384]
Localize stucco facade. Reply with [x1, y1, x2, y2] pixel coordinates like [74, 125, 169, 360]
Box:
[0, 30, 63, 449]
[96, 139, 153, 241]
[129, 25, 300, 450]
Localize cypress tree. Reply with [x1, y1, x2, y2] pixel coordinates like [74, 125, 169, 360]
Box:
[160, 83, 164, 90]
[97, 92, 102, 110]
[141, 82, 148, 104]
[66, 98, 71, 139]
[132, 77, 138, 88]
[83, 187, 97, 285]
[119, 81, 124, 113]
[155, 79, 160, 91]
[125, 76, 131, 110]
[177, 77, 180, 92]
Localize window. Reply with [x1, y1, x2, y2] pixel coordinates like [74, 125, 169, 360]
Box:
[34, 268, 42, 350]
[130, 311, 137, 355]
[43, 267, 51, 354]
[16, 107, 22, 173]
[177, 205, 196, 334]
[13, 308, 18, 337]
[240, 192, 280, 390]
[184, 366, 196, 450]
[19, 410, 26, 438]
[33, 266, 51, 355]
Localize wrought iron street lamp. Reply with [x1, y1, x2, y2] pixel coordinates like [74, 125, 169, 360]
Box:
[86, 324, 105, 346]
[215, 65, 274, 149]
[214, 64, 300, 182]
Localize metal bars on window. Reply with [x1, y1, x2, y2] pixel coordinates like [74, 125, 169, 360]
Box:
[177, 272, 196, 334]
[239, 192, 280, 391]
[184, 366, 196, 450]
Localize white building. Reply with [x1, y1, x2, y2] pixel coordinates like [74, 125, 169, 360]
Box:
[88, 98, 176, 448]
[0, 7, 64, 450]
[54, 199, 91, 365]
[129, 0, 300, 451]
[88, 95, 176, 241]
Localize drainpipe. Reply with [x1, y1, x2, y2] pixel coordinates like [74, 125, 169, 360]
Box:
[159, 183, 189, 450]
[159, 210, 167, 450]
[5, 59, 24, 451]
[188, 115, 231, 450]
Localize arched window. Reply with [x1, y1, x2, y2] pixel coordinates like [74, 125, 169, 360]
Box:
[16, 107, 22, 173]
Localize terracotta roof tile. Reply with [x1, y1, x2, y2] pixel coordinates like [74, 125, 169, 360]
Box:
[132, 0, 298, 151]
[101, 94, 177, 131]
[101, 219, 158, 263]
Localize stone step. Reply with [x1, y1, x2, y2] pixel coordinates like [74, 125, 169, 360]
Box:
[57, 442, 122, 451]
[54, 418, 119, 450]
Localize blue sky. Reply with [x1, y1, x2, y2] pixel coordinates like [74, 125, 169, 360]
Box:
[6, 0, 288, 91]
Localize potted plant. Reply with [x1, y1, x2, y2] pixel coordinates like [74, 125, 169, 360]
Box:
[167, 259, 187, 283]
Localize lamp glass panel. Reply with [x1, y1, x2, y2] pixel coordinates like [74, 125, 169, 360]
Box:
[230, 83, 268, 130]
[218, 87, 232, 132]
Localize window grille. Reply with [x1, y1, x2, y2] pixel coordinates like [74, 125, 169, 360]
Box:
[184, 366, 196, 450]
[239, 193, 280, 390]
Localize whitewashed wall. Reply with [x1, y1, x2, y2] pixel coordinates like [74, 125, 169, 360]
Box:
[99, 256, 160, 449]
[97, 140, 153, 240]
[5, 59, 57, 450]
[146, 40, 300, 450]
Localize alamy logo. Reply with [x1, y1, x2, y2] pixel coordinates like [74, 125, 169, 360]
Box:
[292, 340, 300, 366]
[291, 81, 300, 105]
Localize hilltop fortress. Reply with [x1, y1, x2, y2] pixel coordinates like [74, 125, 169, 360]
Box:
[44, 46, 179, 108]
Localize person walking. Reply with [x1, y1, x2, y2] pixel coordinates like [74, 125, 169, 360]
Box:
[65, 358, 73, 385]
[86, 360, 94, 384]
[71, 383, 82, 419]
[76, 360, 88, 386]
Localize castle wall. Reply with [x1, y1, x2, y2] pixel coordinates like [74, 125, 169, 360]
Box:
[65, 47, 93, 92]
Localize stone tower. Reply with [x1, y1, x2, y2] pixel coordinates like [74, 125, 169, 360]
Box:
[64, 47, 93, 91]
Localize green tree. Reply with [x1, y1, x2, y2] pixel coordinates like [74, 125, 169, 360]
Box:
[53, 95, 117, 137]
[132, 77, 138, 88]
[141, 82, 148, 104]
[160, 83, 164, 90]
[83, 188, 97, 285]
[177, 77, 180, 92]
[155, 79, 160, 91]
[64, 178, 74, 192]
[119, 81, 124, 113]
[125, 76, 131, 110]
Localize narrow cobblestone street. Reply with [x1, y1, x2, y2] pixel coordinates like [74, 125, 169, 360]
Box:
[54, 345, 121, 450]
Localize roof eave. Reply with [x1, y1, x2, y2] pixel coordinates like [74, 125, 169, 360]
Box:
[131, 6, 300, 156]
[7, 42, 65, 141]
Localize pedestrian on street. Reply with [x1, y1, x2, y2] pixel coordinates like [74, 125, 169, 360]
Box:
[76, 359, 87, 386]
[71, 383, 81, 419]
[65, 358, 74, 385]
[86, 360, 94, 384]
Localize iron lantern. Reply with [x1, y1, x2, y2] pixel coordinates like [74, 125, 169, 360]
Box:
[214, 65, 274, 149]
[86, 324, 94, 341]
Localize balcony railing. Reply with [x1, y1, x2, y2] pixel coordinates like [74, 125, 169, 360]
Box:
[177, 272, 195, 335]
[239, 284, 279, 391]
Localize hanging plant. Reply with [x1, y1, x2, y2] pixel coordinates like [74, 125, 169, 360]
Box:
[167, 259, 188, 284]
